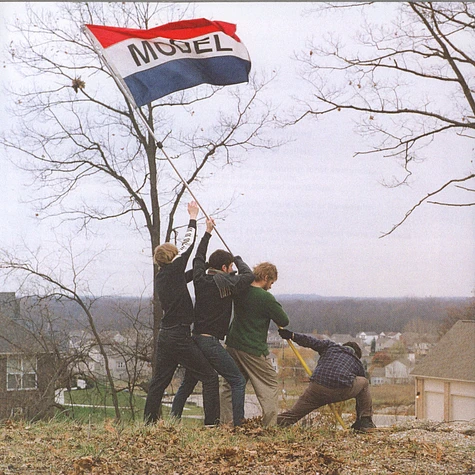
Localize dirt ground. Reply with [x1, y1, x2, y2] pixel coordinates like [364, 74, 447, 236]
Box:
[0, 418, 474, 474]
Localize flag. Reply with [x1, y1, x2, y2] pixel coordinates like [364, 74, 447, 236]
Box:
[85, 18, 251, 107]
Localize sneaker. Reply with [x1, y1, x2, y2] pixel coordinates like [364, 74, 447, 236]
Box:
[352, 416, 376, 432]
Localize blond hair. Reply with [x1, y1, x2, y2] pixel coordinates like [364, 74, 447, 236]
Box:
[153, 243, 178, 267]
[253, 262, 278, 282]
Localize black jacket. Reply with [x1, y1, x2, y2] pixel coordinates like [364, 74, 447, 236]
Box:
[157, 220, 196, 329]
[192, 232, 254, 340]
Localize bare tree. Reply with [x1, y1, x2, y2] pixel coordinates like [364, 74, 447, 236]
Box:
[439, 296, 475, 335]
[292, 2, 475, 236]
[0, 243, 123, 421]
[1, 3, 283, 365]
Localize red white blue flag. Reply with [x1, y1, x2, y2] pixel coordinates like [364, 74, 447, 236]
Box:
[85, 18, 251, 107]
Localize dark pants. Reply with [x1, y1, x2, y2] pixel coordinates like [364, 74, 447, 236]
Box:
[277, 376, 373, 427]
[143, 326, 219, 425]
[171, 334, 246, 426]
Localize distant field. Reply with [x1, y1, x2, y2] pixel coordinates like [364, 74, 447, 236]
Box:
[371, 383, 414, 411]
[57, 381, 415, 423]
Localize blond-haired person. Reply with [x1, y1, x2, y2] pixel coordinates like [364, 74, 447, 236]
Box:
[220, 262, 289, 426]
[144, 202, 219, 426]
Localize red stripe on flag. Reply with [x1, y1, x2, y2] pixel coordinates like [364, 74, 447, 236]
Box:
[85, 18, 241, 49]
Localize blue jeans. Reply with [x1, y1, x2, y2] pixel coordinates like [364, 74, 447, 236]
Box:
[143, 326, 220, 425]
[171, 334, 246, 426]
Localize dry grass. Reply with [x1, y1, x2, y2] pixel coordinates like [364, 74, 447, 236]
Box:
[1, 417, 473, 474]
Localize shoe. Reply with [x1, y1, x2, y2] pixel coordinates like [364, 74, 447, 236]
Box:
[351, 419, 361, 431]
[352, 416, 376, 432]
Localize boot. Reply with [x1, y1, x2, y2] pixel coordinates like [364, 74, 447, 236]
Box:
[352, 416, 376, 432]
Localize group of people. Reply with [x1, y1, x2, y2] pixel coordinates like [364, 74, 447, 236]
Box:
[143, 202, 376, 432]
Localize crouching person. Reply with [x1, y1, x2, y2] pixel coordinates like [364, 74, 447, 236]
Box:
[276, 329, 376, 432]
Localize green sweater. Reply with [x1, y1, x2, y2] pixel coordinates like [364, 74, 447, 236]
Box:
[226, 286, 289, 356]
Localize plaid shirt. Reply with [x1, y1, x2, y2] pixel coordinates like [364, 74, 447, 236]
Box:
[292, 333, 366, 389]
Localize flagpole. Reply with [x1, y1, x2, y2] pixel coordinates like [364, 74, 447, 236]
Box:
[83, 26, 233, 254]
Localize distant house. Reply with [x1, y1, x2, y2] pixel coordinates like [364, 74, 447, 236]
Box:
[375, 336, 398, 352]
[68, 329, 152, 384]
[0, 312, 56, 420]
[386, 332, 402, 341]
[401, 332, 439, 355]
[411, 320, 475, 422]
[356, 331, 380, 345]
[370, 367, 386, 386]
[267, 331, 283, 348]
[385, 358, 414, 384]
[330, 334, 355, 345]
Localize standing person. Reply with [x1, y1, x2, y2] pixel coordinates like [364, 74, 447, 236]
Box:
[170, 217, 254, 426]
[220, 262, 289, 427]
[276, 329, 376, 432]
[143, 202, 219, 426]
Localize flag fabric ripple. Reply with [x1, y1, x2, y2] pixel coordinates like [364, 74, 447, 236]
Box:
[85, 18, 251, 107]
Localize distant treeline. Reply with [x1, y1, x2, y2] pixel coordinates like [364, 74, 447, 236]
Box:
[17, 295, 472, 336]
[275, 295, 471, 336]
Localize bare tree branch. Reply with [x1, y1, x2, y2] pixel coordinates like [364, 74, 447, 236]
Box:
[380, 174, 475, 238]
[293, 2, 475, 235]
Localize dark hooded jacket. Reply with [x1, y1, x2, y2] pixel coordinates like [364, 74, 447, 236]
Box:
[192, 232, 254, 340]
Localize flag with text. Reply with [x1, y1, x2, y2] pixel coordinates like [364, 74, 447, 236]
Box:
[85, 18, 251, 107]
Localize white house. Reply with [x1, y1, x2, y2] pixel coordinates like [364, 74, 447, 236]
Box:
[386, 332, 402, 341]
[411, 320, 475, 422]
[370, 367, 386, 386]
[356, 331, 380, 346]
[385, 359, 414, 384]
[375, 336, 398, 352]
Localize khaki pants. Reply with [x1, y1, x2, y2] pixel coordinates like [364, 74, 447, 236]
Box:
[220, 346, 279, 427]
[277, 376, 373, 427]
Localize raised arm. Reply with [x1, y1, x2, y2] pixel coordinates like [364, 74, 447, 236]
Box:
[231, 256, 255, 294]
[176, 201, 199, 265]
[193, 218, 214, 283]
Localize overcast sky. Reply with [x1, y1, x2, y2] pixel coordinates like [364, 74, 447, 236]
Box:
[1, 2, 474, 299]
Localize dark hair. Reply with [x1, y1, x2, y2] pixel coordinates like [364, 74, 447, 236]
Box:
[209, 250, 234, 270]
[343, 341, 362, 359]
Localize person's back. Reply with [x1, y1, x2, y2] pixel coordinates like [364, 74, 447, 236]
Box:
[221, 262, 289, 427]
[276, 330, 376, 431]
[170, 219, 254, 426]
[226, 285, 287, 356]
[156, 242, 194, 329]
[193, 243, 254, 340]
[143, 202, 219, 426]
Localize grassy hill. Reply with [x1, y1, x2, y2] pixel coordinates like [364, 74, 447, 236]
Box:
[1, 417, 473, 474]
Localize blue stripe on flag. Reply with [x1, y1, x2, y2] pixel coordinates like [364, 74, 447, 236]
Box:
[124, 56, 251, 107]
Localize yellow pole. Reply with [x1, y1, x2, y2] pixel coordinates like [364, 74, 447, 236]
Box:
[284, 336, 348, 430]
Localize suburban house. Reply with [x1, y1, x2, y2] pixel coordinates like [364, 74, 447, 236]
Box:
[401, 332, 439, 355]
[330, 334, 355, 345]
[386, 332, 402, 340]
[0, 310, 56, 420]
[411, 320, 475, 422]
[370, 366, 386, 386]
[68, 329, 152, 385]
[356, 331, 380, 345]
[375, 336, 398, 352]
[384, 358, 414, 384]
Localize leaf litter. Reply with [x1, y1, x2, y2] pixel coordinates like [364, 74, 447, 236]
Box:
[0, 417, 473, 474]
